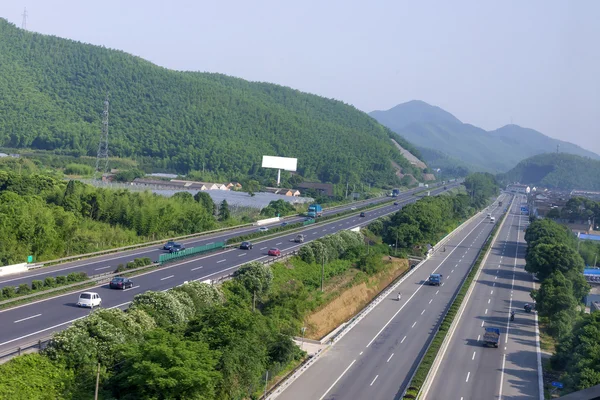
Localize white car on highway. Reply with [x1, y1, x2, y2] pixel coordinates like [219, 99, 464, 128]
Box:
[77, 292, 102, 308]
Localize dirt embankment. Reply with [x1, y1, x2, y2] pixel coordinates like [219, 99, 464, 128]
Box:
[305, 257, 409, 340]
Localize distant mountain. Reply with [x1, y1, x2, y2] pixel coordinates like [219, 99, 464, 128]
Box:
[369, 101, 600, 173]
[0, 18, 423, 187]
[500, 153, 600, 190]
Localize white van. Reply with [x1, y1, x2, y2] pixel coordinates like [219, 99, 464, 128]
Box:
[490, 217, 496, 223]
[77, 292, 102, 308]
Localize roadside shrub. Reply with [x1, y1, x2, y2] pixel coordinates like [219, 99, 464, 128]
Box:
[126, 262, 135, 269]
[44, 277, 56, 288]
[66, 273, 79, 283]
[17, 283, 31, 295]
[2, 286, 16, 299]
[31, 280, 44, 291]
[56, 275, 67, 285]
[114, 264, 127, 273]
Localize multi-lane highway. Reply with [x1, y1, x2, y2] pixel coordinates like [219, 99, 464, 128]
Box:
[425, 194, 542, 400]
[276, 194, 509, 400]
[0, 186, 430, 290]
[0, 184, 453, 356]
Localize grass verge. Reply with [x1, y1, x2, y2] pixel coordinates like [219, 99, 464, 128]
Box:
[402, 209, 507, 399]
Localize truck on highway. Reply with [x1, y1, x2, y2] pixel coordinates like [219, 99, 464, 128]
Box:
[294, 234, 305, 243]
[392, 188, 400, 197]
[483, 327, 500, 347]
[307, 204, 323, 218]
[427, 273, 443, 286]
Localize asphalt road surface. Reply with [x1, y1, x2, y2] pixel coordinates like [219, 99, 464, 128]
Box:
[0, 185, 452, 355]
[0, 186, 433, 290]
[276, 194, 510, 400]
[425, 194, 542, 400]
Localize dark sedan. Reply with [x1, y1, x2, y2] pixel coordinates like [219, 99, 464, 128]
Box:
[240, 241, 253, 250]
[163, 241, 176, 250]
[109, 277, 134, 290]
[169, 243, 185, 253]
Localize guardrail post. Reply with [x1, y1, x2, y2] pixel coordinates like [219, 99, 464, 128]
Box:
[38, 340, 42, 349]
[17, 347, 21, 356]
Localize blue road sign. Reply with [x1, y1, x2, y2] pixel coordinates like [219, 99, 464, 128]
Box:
[551, 381, 564, 389]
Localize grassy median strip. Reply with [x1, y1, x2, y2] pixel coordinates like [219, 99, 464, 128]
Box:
[0, 282, 96, 311]
[402, 209, 508, 399]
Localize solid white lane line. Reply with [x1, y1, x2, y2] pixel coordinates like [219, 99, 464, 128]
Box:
[191, 266, 203, 271]
[401, 336, 406, 344]
[472, 351, 476, 360]
[499, 354, 507, 399]
[370, 375, 379, 386]
[160, 275, 174, 281]
[14, 314, 42, 323]
[387, 353, 394, 362]
[217, 259, 226, 263]
[319, 360, 356, 400]
[466, 371, 471, 382]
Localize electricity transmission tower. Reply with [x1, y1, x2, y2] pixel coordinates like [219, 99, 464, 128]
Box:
[21, 8, 28, 30]
[95, 94, 110, 181]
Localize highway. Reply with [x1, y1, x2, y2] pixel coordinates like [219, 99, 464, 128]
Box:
[425, 194, 542, 400]
[276, 194, 509, 400]
[0, 186, 430, 290]
[0, 185, 453, 355]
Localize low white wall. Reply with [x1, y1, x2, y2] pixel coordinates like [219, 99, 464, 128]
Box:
[0, 263, 29, 277]
[254, 217, 280, 226]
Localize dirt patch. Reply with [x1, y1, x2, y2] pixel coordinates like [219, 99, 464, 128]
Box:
[304, 257, 409, 340]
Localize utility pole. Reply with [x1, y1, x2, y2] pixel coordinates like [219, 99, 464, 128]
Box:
[253, 290, 256, 312]
[321, 253, 325, 292]
[264, 371, 269, 398]
[345, 181, 349, 198]
[94, 363, 100, 400]
[21, 8, 27, 30]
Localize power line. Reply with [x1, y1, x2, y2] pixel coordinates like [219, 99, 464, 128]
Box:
[95, 94, 110, 181]
[21, 7, 28, 30]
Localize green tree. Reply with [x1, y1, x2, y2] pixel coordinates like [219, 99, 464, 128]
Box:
[525, 243, 585, 281]
[109, 329, 221, 400]
[218, 199, 230, 221]
[233, 262, 274, 298]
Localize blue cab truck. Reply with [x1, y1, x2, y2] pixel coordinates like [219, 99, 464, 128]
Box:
[392, 188, 401, 197]
[307, 204, 323, 218]
[483, 327, 500, 348]
[427, 273, 443, 286]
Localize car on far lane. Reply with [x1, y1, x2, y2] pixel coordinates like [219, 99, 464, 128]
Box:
[360, 212, 366, 217]
[281, 222, 288, 226]
[240, 241, 253, 250]
[268, 248, 281, 256]
[163, 241, 176, 250]
[109, 277, 134, 290]
[169, 243, 185, 253]
[393, 202, 399, 205]
[258, 227, 269, 232]
[77, 292, 102, 308]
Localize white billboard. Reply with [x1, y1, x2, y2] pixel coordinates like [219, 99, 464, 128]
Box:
[262, 156, 297, 172]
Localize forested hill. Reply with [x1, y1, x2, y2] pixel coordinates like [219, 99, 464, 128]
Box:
[500, 153, 600, 190]
[0, 19, 421, 186]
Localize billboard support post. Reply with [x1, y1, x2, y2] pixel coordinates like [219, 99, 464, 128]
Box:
[262, 156, 298, 187]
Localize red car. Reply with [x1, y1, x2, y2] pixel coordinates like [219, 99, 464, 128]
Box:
[268, 248, 281, 256]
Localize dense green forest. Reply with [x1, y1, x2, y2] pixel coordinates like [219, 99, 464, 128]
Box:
[500, 153, 600, 190]
[0, 18, 422, 187]
[0, 169, 223, 264]
[524, 219, 597, 394]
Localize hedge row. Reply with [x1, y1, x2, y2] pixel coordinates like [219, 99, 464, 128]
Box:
[402, 210, 506, 399]
[0, 272, 89, 301]
[226, 200, 394, 245]
[114, 257, 153, 273]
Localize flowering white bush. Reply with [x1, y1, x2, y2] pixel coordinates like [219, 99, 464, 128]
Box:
[130, 290, 187, 326]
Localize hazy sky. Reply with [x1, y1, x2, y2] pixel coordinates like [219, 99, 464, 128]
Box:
[3, 0, 600, 154]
